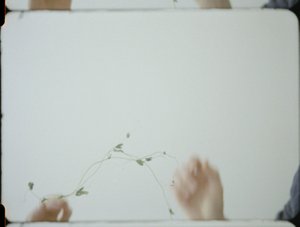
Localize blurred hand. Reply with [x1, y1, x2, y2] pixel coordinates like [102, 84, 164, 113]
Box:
[30, 0, 71, 10]
[195, 0, 231, 9]
[173, 156, 224, 220]
[27, 198, 72, 222]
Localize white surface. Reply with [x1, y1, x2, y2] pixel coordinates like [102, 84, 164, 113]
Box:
[6, 0, 268, 10]
[2, 10, 299, 222]
[6, 220, 294, 227]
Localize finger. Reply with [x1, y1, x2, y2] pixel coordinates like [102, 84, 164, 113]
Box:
[27, 204, 46, 221]
[60, 208, 72, 222]
[186, 157, 210, 186]
[46, 198, 72, 222]
[172, 168, 184, 198]
[203, 159, 208, 170]
[175, 165, 200, 202]
[173, 168, 192, 204]
[182, 164, 200, 195]
[186, 156, 202, 177]
[45, 198, 68, 212]
[206, 161, 220, 179]
[43, 198, 71, 222]
[29, 203, 58, 222]
[59, 201, 72, 222]
[45, 198, 65, 211]
[204, 161, 223, 194]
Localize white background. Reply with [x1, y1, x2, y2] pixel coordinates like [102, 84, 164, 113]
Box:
[2, 9, 299, 222]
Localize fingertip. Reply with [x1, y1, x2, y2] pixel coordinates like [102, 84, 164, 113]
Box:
[172, 170, 191, 203]
[60, 206, 72, 222]
[189, 155, 201, 163]
[27, 205, 46, 222]
[59, 199, 70, 209]
[203, 159, 209, 169]
[186, 156, 202, 176]
[189, 154, 200, 162]
[205, 161, 221, 180]
[173, 183, 191, 205]
[55, 199, 72, 222]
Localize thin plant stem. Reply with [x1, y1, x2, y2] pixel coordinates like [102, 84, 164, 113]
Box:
[30, 190, 42, 201]
[28, 135, 177, 218]
[144, 162, 173, 218]
[76, 158, 109, 189]
[173, 0, 177, 9]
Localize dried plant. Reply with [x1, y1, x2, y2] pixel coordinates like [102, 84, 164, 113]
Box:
[28, 133, 178, 217]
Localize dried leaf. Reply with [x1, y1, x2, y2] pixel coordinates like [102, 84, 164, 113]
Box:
[136, 159, 144, 166]
[115, 144, 123, 149]
[170, 180, 175, 187]
[169, 208, 174, 215]
[113, 148, 123, 152]
[28, 182, 34, 190]
[76, 187, 89, 196]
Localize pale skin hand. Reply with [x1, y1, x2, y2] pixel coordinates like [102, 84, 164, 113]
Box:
[30, 0, 71, 10]
[195, 0, 232, 9]
[173, 156, 225, 220]
[27, 198, 72, 222]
